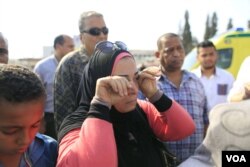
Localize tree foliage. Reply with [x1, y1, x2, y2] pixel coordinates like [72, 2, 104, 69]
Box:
[181, 10, 194, 53]
[203, 12, 218, 40]
[210, 12, 218, 36]
[227, 18, 233, 30]
[204, 15, 210, 40]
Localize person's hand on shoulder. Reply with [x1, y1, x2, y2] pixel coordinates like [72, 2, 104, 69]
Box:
[229, 82, 250, 102]
[243, 82, 250, 100]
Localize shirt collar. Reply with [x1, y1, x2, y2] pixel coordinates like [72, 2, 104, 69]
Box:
[198, 66, 218, 77]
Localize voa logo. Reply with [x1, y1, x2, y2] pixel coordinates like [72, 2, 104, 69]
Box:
[226, 155, 246, 163]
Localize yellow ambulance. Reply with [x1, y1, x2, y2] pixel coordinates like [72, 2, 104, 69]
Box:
[182, 28, 250, 78]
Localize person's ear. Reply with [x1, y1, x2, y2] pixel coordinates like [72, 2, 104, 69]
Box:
[155, 51, 160, 59]
[56, 43, 62, 50]
[80, 34, 85, 45]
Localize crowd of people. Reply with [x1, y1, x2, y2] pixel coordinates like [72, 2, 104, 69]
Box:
[1, 10, 250, 167]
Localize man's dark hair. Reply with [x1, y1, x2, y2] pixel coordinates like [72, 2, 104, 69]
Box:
[53, 35, 65, 49]
[157, 33, 182, 50]
[197, 40, 216, 54]
[0, 64, 46, 103]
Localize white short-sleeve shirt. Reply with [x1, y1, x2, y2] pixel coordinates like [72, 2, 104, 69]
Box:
[192, 66, 234, 111]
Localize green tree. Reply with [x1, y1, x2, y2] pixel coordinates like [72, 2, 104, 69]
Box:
[203, 12, 218, 40]
[181, 10, 193, 53]
[204, 15, 211, 40]
[227, 18, 233, 30]
[210, 12, 218, 37]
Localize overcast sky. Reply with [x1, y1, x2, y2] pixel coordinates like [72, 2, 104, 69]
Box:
[1, 0, 250, 59]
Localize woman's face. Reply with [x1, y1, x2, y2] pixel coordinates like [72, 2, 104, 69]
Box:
[111, 57, 138, 113]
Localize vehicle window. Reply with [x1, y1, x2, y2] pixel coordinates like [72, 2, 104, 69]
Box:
[216, 48, 233, 69]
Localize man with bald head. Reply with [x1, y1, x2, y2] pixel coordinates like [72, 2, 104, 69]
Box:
[154, 33, 208, 162]
[0, 32, 8, 64]
[34, 34, 74, 139]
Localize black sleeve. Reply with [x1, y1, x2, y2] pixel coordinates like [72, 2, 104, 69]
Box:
[152, 93, 173, 112]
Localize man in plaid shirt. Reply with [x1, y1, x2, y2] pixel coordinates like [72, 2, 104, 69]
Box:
[139, 33, 208, 162]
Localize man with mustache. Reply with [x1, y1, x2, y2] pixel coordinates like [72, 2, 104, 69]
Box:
[153, 33, 208, 162]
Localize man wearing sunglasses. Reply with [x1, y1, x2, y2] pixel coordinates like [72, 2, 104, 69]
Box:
[54, 11, 109, 132]
[0, 32, 8, 64]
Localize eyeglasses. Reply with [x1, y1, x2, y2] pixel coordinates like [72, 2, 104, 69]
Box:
[95, 41, 128, 54]
[82, 27, 109, 36]
[0, 48, 8, 55]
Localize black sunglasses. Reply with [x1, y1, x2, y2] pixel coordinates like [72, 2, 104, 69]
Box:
[82, 27, 109, 36]
[95, 41, 127, 54]
[0, 48, 8, 55]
